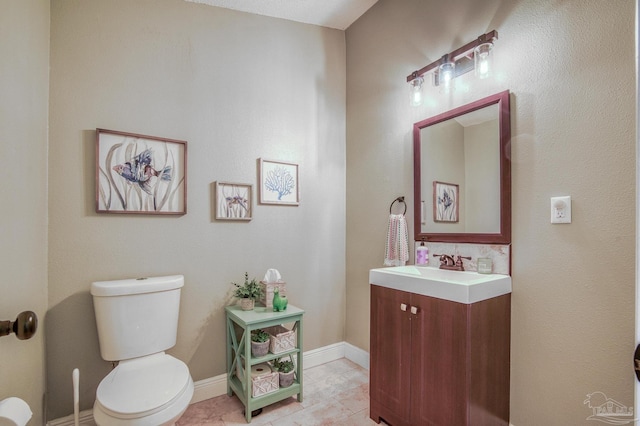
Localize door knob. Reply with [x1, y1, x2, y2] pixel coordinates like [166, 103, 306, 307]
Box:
[634, 344, 640, 382]
[0, 311, 38, 340]
[410, 306, 418, 315]
[400, 303, 407, 312]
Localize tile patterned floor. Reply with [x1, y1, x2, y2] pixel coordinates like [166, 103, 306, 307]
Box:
[177, 358, 381, 426]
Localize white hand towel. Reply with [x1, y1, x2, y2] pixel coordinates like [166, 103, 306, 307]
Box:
[384, 214, 409, 266]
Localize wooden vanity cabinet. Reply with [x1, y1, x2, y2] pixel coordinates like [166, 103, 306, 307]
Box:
[370, 284, 510, 426]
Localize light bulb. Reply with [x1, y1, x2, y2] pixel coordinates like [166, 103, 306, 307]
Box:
[438, 60, 455, 92]
[442, 67, 453, 82]
[409, 76, 424, 107]
[474, 42, 493, 79]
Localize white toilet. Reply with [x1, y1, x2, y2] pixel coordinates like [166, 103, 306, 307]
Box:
[91, 275, 194, 426]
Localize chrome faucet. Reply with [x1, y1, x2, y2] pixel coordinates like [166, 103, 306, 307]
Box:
[433, 254, 471, 271]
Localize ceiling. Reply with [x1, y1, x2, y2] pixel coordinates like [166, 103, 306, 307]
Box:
[183, 0, 379, 30]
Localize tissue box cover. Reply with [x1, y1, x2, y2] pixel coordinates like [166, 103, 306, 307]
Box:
[259, 281, 287, 308]
[264, 325, 296, 354]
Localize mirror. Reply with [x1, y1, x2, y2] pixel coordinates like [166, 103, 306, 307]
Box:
[413, 90, 510, 244]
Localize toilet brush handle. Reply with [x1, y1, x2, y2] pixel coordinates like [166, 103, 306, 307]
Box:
[73, 369, 79, 426]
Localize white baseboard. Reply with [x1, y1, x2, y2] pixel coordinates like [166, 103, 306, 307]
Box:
[344, 341, 369, 370]
[190, 341, 362, 404]
[46, 410, 95, 426]
[48, 341, 367, 426]
[190, 374, 227, 404]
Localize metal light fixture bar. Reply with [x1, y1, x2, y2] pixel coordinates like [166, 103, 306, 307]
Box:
[406, 30, 498, 83]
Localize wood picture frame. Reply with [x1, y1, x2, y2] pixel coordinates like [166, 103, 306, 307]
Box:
[96, 128, 187, 215]
[258, 158, 299, 206]
[215, 181, 252, 221]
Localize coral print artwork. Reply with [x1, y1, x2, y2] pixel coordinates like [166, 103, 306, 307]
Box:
[259, 159, 299, 206]
[96, 129, 187, 214]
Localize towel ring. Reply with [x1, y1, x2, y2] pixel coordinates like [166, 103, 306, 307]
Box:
[389, 196, 407, 215]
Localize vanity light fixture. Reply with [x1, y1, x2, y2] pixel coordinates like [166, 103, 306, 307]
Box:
[407, 30, 498, 101]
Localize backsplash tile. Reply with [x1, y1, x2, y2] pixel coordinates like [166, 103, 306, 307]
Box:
[418, 242, 510, 275]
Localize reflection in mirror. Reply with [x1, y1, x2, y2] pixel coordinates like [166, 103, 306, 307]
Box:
[422, 104, 499, 233]
[413, 91, 510, 244]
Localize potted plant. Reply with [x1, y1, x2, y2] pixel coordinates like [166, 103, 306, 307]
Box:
[251, 329, 270, 358]
[232, 272, 262, 311]
[272, 358, 295, 387]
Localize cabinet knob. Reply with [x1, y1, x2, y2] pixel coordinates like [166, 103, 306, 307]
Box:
[410, 306, 418, 315]
[400, 303, 407, 312]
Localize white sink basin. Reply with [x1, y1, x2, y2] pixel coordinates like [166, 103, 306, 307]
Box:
[369, 265, 511, 304]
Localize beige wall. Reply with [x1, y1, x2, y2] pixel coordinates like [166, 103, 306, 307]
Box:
[47, 0, 345, 420]
[465, 119, 500, 231]
[0, 1, 49, 424]
[346, 0, 635, 424]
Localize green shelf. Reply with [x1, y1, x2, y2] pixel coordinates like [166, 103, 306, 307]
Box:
[225, 304, 305, 423]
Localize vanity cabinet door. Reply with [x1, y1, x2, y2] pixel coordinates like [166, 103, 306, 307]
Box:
[467, 294, 511, 424]
[370, 285, 412, 425]
[410, 293, 468, 425]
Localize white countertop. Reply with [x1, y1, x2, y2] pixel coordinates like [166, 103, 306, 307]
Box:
[369, 265, 511, 304]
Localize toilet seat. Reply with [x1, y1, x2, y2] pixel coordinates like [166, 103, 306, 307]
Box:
[94, 353, 193, 423]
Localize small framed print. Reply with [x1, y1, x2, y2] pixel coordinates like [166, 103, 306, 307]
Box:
[96, 128, 187, 215]
[258, 158, 299, 205]
[433, 181, 459, 223]
[215, 182, 252, 221]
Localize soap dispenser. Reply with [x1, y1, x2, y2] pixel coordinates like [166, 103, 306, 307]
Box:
[416, 239, 429, 265]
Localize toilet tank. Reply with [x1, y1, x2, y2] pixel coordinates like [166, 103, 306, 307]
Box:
[91, 275, 184, 361]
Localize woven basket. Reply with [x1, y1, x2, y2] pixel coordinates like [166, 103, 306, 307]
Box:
[264, 325, 296, 354]
[251, 368, 279, 397]
[239, 298, 255, 311]
[237, 363, 279, 397]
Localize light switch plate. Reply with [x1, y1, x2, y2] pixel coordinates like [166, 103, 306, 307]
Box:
[551, 196, 571, 224]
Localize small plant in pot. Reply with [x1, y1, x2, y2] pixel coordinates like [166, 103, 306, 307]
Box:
[232, 272, 262, 311]
[273, 358, 295, 387]
[251, 329, 270, 358]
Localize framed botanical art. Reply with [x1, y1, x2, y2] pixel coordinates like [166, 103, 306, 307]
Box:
[215, 182, 252, 221]
[433, 181, 458, 223]
[96, 128, 187, 215]
[258, 158, 299, 205]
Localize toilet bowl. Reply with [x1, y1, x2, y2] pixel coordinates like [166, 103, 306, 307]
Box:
[93, 353, 194, 426]
[91, 275, 194, 426]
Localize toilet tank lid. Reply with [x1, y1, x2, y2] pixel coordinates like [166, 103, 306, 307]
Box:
[91, 275, 184, 297]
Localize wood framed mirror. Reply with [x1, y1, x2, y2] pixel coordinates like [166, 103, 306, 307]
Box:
[413, 90, 511, 244]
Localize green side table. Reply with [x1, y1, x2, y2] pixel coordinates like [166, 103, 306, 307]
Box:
[225, 304, 304, 423]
